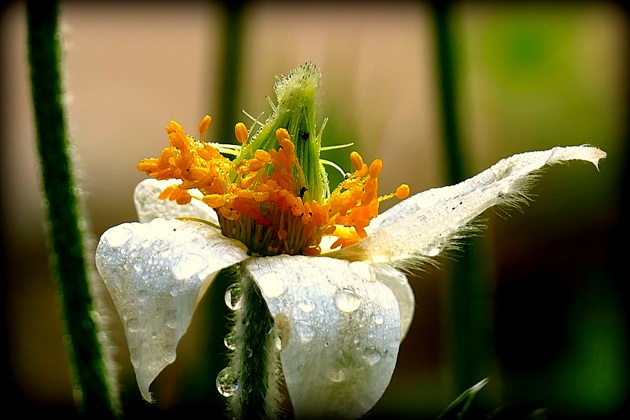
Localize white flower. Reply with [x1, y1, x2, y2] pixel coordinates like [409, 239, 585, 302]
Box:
[95, 62, 606, 419]
[96, 144, 605, 418]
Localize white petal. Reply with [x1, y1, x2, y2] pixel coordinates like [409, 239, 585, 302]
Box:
[245, 255, 401, 419]
[134, 178, 219, 224]
[95, 218, 248, 401]
[371, 264, 415, 339]
[333, 146, 606, 266]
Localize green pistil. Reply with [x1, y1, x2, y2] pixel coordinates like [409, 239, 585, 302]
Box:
[236, 62, 329, 204]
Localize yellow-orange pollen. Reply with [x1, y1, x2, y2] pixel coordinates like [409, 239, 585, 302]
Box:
[137, 116, 409, 256]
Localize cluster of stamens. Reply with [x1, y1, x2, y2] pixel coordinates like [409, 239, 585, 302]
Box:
[137, 116, 409, 256]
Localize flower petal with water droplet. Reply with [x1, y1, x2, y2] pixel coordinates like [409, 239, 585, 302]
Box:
[333, 146, 606, 266]
[95, 218, 248, 401]
[245, 255, 401, 419]
[134, 178, 219, 224]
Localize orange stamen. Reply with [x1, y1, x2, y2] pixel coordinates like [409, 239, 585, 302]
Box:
[138, 116, 409, 255]
[235, 122, 249, 144]
[350, 151, 363, 172]
[198, 115, 212, 138]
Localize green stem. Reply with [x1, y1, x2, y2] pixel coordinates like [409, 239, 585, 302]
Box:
[216, 0, 245, 144]
[26, 1, 119, 416]
[431, 2, 493, 395]
[224, 267, 282, 419]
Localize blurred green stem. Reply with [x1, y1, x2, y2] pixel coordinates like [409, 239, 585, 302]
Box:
[216, 0, 245, 143]
[194, 0, 247, 411]
[431, 2, 493, 395]
[26, 1, 119, 415]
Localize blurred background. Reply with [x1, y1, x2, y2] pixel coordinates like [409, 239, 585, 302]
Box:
[1, 1, 628, 418]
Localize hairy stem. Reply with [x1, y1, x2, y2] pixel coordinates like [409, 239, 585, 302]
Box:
[26, 1, 119, 415]
[224, 267, 282, 419]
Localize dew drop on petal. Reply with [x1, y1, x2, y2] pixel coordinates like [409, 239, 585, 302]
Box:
[296, 321, 315, 343]
[130, 347, 141, 368]
[126, 317, 139, 332]
[326, 368, 346, 383]
[363, 347, 382, 366]
[137, 289, 148, 302]
[255, 272, 285, 298]
[426, 247, 441, 257]
[133, 261, 144, 274]
[224, 283, 242, 310]
[216, 367, 238, 397]
[372, 313, 384, 325]
[298, 298, 315, 313]
[164, 310, 178, 329]
[163, 345, 177, 364]
[334, 288, 361, 313]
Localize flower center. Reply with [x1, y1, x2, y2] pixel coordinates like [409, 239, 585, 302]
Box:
[137, 117, 409, 256]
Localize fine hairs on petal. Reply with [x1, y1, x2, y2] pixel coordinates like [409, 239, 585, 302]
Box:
[331, 146, 606, 270]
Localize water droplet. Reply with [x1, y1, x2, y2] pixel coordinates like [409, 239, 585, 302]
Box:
[126, 317, 139, 332]
[224, 332, 236, 351]
[426, 247, 441, 257]
[171, 253, 208, 281]
[164, 310, 177, 329]
[137, 289, 148, 302]
[133, 261, 144, 274]
[298, 298, 315, 313]
[224, 283, 242, 310]
[334, 288, 361, 313]
[363, 347, 382, 366]
[106, 227, 133, 248]
[255, 273, 285, 298]
[326, 368, 346, 383]
[129, 347, 141, 368]
[296, 321, 315, 343]
[169, 285, 179, 297]
[163, 345, 176, 363]
[216, 367, 238, 397]
[372, 313, 384, 325]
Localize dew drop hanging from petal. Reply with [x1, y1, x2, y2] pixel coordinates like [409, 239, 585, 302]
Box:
[224, 283, 243, 310]
[216, 367, 239, 398]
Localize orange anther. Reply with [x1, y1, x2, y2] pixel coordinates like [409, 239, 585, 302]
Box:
[368, 159, 383, 178]
[276, 129, 294, 154]
[166, 120, 183, 134]
[175, 190, 192, 205]
[395, 184, 410, 199]
[304, 245, 321, 256]
[198, 115, 212, 137]
[235, 122, 249, 144]
[248, 159, 266, 172]
[350, 151, 363, 172]
[202, 194, 227, 208]
[254, 149, 272, 163]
